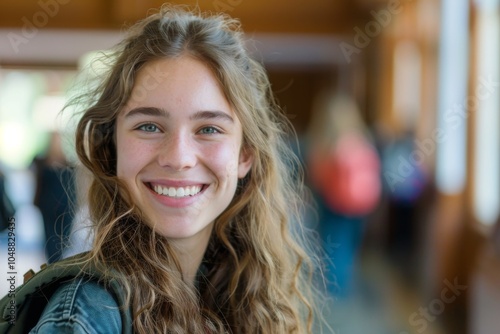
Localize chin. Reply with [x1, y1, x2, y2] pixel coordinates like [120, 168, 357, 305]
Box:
[148, 218, 212, 241]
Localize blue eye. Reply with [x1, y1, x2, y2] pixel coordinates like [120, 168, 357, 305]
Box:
[199, 126, 220, 135]
[138, 123, 159, 132]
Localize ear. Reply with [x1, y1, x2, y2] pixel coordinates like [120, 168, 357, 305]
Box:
[237, 147, 254, 178]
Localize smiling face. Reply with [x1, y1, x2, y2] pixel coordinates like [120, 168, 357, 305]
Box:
[116, 56, 253, 250]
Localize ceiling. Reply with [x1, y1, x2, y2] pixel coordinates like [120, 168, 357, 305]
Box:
[0, 0, 386, 67]
[0, 0, 384, 33]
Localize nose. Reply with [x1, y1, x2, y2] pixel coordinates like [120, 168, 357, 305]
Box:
[157, 131, 197, 171]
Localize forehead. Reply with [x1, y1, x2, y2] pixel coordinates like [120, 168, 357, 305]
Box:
[124, 56, 232, 113]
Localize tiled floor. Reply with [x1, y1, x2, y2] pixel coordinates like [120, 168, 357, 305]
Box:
[316, 251, 447, 334]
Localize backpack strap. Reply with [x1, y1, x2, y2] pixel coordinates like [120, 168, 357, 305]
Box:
[0, 252, 132, 334]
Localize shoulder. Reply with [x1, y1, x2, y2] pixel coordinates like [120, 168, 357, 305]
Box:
[30, 277, 123, 334]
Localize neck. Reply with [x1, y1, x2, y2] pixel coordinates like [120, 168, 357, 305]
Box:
[170, 228, 213, 284]
[175, 247, 205, 284]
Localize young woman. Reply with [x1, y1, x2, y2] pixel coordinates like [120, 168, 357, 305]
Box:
[31, 5, 322, 333]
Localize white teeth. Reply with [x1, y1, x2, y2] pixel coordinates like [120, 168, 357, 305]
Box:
[152, 184, 202, 198]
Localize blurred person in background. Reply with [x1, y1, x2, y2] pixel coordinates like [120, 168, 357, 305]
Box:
[378, 129, 428, 280]
[306, 91, 382, 298]
[31, 131, 75, 263]
[0, 168, 15, 231]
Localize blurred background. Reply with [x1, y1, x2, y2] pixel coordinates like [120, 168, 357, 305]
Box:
[0, 0, 499, 333]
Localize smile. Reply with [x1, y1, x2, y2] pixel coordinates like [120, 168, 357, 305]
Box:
[151, 184, 203, 198]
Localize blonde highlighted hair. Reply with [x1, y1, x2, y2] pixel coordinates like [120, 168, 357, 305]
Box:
[72, 5, 322, 333]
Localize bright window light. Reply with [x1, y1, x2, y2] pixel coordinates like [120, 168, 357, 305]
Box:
[473, 1, 500, 226]
[435, 0, 470, 194]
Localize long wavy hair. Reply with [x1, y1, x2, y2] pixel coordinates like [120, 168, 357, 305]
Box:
[72, 5, 321, 333]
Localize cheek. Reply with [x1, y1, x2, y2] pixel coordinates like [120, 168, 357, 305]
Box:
[206, 143, 241, 181]
[116, 135, 149, 180]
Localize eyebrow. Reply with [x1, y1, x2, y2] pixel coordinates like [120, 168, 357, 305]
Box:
[124, 107, 166, 118]
[124, 107, 234, 123]
[189, 110, 234, 123]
